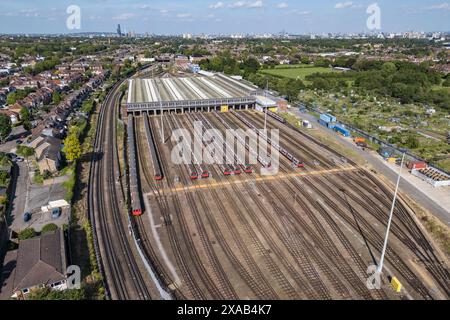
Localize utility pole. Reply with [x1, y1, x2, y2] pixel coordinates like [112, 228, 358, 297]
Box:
[377, 153, 405, 275]
[264, 79, 268, 131]
[160, 99, 164, 144]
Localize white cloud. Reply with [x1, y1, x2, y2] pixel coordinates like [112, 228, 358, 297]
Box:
[229, 1, 264, 9]
[426, 2, 450, 10]
[277, 2, 289, 9]
[177, 13, 192, 18]
[112, 13, 135, 20]
[209, 1, 225, 9]
[335, 1, 353, 9]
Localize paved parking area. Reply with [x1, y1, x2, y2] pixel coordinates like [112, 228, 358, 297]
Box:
[7, 159, 70, 233]
[19, 206, 70, 233]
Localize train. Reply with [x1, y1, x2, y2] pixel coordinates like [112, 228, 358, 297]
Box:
[190, 170, 199, 180]
[267, 110, 286, 124]
[143, 114, 164, 181]
[232, 110, 305, 168]
[127, 116, 143, 216]
[201, 170, 210, 179]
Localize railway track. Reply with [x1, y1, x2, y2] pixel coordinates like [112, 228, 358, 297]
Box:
[213, 111, 347, 299]
[138, 115, 207, 299]
[221, 112, 369, 299]
[183, 113, 283, 299]
[88, 82, 151, 300]
[133, 117, 186, 300]
[148, 115, 225, 299]
[246, 111, 449, 299]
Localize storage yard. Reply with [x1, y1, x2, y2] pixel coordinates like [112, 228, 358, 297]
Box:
[126, 101, 450, 299]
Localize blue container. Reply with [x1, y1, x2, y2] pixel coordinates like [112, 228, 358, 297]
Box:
[318, 119, 328, 127]
[326, 114, 337, 123]
[320, 114, 332, 123]
[334, 125, 350, 137]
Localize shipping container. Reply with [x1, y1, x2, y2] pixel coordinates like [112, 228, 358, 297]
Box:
[333, 125, 351, 137]
[408, 161, 427, 170]
[326, 114, 337, 123]
[318, 119, 328, 127]
[320, 113, 332, 123]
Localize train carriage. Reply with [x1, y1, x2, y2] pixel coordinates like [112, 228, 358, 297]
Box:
[127, 116, 143, 216]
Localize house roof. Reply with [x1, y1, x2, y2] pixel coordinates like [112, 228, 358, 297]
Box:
[33, 135, 61, 162]
[13, 229, 67, 293]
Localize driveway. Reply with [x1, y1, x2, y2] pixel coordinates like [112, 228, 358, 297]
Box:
[7, 161, 29, 231]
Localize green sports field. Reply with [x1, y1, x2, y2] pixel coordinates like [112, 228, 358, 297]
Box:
[259, 65, 336, 81]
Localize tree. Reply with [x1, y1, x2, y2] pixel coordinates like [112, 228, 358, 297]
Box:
[0, 114, 12, 142]
[315, 58, 332, 68]
[443, 77, 450, 87]
[63, 133, 82, 163]
[241, 58, 260, 74]
[405, 135, 419, 149]
[20, 107, 32, 130]
[41, 223, 58, 234]
[27, 288, 85, 300]
[16, 146, 34, 158]
[20, 107, 31, 122]
[381, 62, 397, 74]
[18, 228, 36, 240]
[6, 93, 17, 105]
[52, 91, 62, 105]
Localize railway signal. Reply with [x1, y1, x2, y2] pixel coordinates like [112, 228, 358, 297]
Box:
[377, 153, 406, 275]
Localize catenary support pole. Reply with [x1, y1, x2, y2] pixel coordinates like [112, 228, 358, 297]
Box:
[377, 153, 405, 274]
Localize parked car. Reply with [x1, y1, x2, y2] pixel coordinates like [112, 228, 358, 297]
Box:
[23, 212, 32, 222]
[51, 207, 62, 219]
[6, 153, 17, 160]
[15, 157, 24, 162]
[16, 140, 23, 145]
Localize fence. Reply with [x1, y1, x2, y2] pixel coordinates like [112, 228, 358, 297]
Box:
[299, 101, 450, 177]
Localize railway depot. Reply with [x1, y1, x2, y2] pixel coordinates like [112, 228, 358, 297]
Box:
[121, 72, 450, 300]
[125, 73, 280, 115]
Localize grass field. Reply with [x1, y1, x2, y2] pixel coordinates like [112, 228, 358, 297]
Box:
[260, 65, 336, 81]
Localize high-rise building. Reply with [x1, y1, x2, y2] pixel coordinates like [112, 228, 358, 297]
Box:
[117, 24, 122, 37]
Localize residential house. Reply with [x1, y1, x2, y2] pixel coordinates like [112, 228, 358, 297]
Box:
[30, 135, 62, 174]
[0, 110, 19, 125]
[0, 229, 68, 299]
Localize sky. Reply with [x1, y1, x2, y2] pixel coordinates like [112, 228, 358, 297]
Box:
[0, 0, 449, 35]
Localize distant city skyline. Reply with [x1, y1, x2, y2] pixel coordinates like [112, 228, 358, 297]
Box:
[0, 0, 449, 35]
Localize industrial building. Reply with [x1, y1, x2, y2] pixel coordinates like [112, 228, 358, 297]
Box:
[125, 73, 280, 115]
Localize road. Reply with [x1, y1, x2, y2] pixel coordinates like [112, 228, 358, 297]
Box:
[293, 110, 450, 227]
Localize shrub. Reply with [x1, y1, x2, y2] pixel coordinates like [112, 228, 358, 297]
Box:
[41, 223, 58, 234]
[18, 228, 36, 240]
